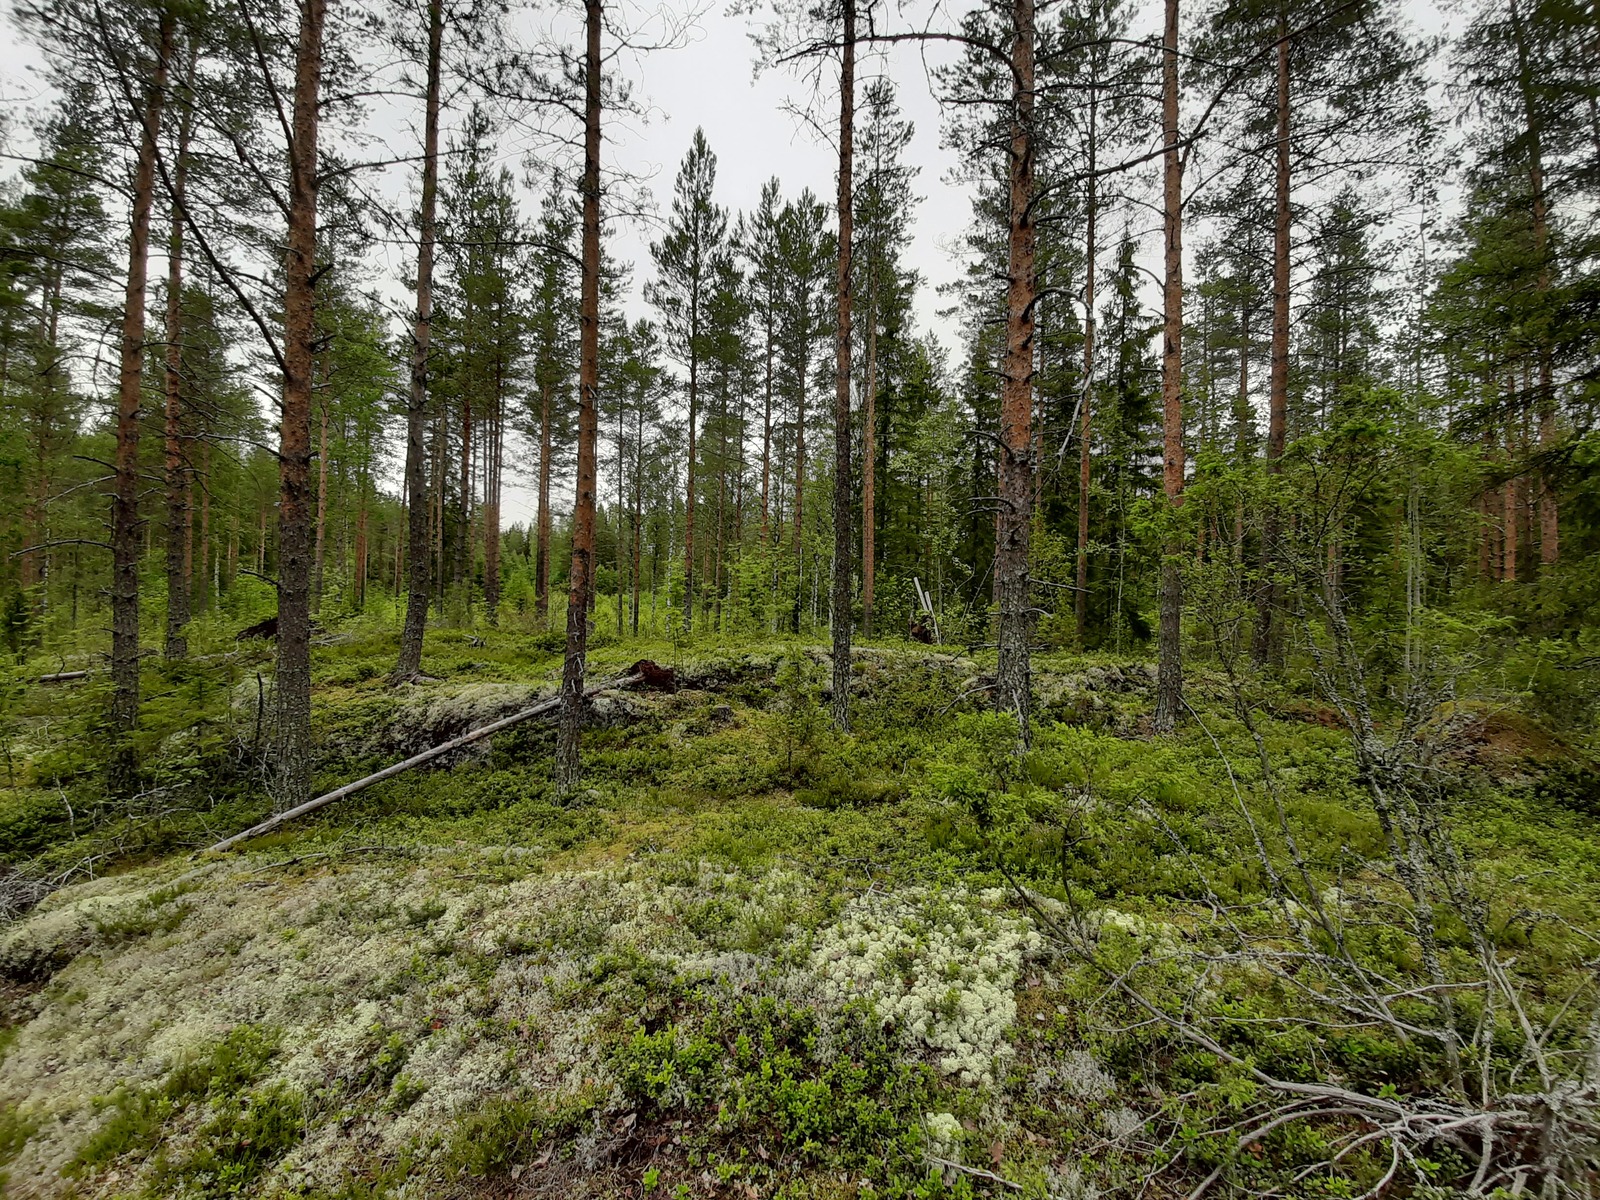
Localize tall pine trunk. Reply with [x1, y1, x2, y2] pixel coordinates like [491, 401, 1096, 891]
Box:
[1153, 0, 1185, 732]
[1508, 0, 1558, 565]
[762, 317, 773, 544]
[110, 9, 174, 780]
[632, 400, 644, 635]
[831, 0, 855, 728]
[862, 255, 876, 639]
[312, 390, 330, 606]
[994, 0, 1036, 744]
[163, 56, 193, 661]
[274, 0, 327, 811]
[536, 382, 552, 624]
[1076, 118, 1096, 646]
[792, 363, 806, 633]
[1253, 20, 1291, 667]
[396, 0, 442, 680]
[557, 0, 603, 796]
[484, 371, 503, 624]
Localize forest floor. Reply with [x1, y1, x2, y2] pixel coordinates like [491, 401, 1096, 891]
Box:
[0, 615, 1597, 1199]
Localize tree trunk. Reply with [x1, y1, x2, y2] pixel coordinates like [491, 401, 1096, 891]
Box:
[994, 0, 1036, 744]
[1153, 0, 1185, 733]
[199, 436, 211, 610]
[617, 373, 626, 637]
[632, 399, 643, 635]
[355, 488, 368, 609]
[862, 253, 876, 640]
[557, 0, 603, 797]
[831, 0, 855, 728]
[312, 389, 330, 608]
[274, 0, 327, 812]
[163, 60, 193, 661]
[762, 315, 773, 544]
[685, 338, 699, 632]
[110, 9, 174, 781]
[1253, 20, 1291, 667]
[396, 0, 442, 680]
[456, 387, 473, 603]
[792, 352, 806, 633]
[536, 382, 553, 625]
[484, 353, 504, 624]
[1076, 122, 1096, 646]
[1507, 0, 1558, 565]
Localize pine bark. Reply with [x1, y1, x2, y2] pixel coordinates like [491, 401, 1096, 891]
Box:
[830, 0, 855, 729]
[862, 255, 876, 639]
[557, 0, 603, 797]
[1508, 0, 1558, 565]
[312, 390, 329, 606]
[535, 382, 553, 624]
[1153, 0, 1185, 733]
[632, 400, 644, 635]
[1252, 23, 1291, 667]
[396, 0, 442, 680]
[994, 0, 1036, 744]
[484, 368, 503, 624]
[792, 352, 806, 633]
[163, 65, 193, 661]
[1076, 127, 1096, 645]
[110, 10, 174, 778]
[274, 0, 328, 812]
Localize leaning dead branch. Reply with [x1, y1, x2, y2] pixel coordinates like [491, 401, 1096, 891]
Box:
[202, 661, 674, 854]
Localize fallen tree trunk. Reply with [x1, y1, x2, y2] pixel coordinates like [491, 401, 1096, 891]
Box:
[205, 664, 666, 853]
[39, 671, 90, 684]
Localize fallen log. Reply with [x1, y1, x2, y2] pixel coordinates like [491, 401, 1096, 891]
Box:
[204, 663, 669, 854]
[38, 670, 90, 684]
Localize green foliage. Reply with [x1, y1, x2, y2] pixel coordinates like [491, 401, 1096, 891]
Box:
[771, 653, 826, 779]
[68, 1025, 282, 1178]
[613, 994, 934, 1172]
[441, 1089, 602, 1178]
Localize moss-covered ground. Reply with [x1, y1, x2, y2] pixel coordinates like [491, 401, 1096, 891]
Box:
[1, 611, 1596, 1198]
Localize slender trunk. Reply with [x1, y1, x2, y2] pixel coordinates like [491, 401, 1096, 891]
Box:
[163, 59, 193, 660]
[355, 489, 368, 609]
[1076, 122, 1096, 646]
[995, 0, 1036, 744]
[274, 0, 328, 811]
[536, 382, 553, 624]
[1153, 0, 1185, 732]
[762, 313, 773, 543]
[1253, 19, 1291, 667]
[1507, 0, 1558, 565]
[715, 393, 726, 629]
[831, 0, 855, 728]
[617, 374, 626, 637]
[110, 10, 174, 780]
[454, 391, 472, 604]
[484, 352, 504, 624]
[862, 253, 877, 640]
[395, 0, 442, 679]
[793, 354, 806, 633]
[556, 0, 602, 796]
[632, 400, 643, 636]
[312, 389, 329, 607]
[199, 436, 211, 610]
[685, 341, 698, 631]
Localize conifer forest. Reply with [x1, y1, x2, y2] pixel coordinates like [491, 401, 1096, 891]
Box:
[0, 0, 1598, 1192]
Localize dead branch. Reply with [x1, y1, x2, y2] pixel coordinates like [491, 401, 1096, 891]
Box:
[202, 663, 671, 854]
